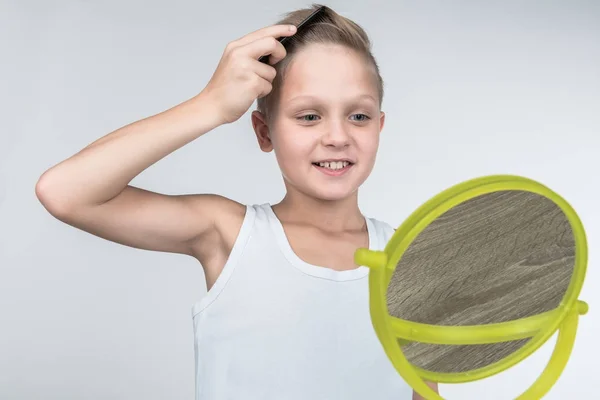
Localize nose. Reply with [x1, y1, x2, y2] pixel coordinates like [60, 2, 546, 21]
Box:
[321, 120, 350, 148]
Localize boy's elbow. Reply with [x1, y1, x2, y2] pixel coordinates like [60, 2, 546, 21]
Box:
[35, 171, 72, 219]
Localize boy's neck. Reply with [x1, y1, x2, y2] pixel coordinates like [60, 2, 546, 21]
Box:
[272, 191, 366, 233]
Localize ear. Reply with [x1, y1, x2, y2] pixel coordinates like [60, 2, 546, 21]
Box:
[251, 110, 273, 152]
[379, 111, 386, 132]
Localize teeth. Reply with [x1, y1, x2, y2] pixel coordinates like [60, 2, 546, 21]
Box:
[317, 161, 350, 170]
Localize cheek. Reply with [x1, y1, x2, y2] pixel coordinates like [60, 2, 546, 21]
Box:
[272, 131, 314, 170]
[273, 126, 313, 157]
[356, 131, 380, 155]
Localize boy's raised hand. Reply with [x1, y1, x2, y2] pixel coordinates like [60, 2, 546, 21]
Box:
[35, 24, 300, 264]
[201, 24, 297, 124]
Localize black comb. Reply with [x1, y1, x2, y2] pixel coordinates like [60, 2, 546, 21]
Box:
[258, 6, 326, 64]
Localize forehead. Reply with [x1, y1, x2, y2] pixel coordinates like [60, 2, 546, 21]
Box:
[279, 43, 379, 104]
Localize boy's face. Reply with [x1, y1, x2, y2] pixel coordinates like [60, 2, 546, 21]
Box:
[252, 43, 385, 202]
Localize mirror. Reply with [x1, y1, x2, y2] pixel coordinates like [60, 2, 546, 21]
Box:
[355, 175, 588, 400]
[388, 190, 574, 373]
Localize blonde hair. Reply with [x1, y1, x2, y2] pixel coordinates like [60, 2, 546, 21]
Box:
[256, 4, 384, 124]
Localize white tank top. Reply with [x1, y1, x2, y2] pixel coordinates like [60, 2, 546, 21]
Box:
[191, 204, 413, 400]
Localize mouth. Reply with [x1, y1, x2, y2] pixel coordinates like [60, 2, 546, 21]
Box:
[312, 160, 353, 169]
[311, 160, 354, 175]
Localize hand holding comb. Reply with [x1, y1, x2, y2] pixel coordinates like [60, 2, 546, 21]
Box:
[258, 6, 327, 64]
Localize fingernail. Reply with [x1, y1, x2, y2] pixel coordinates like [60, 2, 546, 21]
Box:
[289, 25, 297, 32]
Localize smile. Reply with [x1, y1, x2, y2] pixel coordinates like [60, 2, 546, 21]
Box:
[312, 160, 354, 176]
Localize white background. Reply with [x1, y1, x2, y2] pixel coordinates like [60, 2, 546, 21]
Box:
[1, 1, 598, 399]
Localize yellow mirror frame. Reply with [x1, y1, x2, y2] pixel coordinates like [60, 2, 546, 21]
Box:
[355, 175, 588, 400]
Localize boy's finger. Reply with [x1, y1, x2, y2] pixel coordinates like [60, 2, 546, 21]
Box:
[231, 24, 296, 48]
[252, 59, 277, 82]
[242, 36, 287, 64]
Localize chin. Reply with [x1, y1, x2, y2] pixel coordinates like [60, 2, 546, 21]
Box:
[307, 185, 360, 202]
[282, 165, 370, 202]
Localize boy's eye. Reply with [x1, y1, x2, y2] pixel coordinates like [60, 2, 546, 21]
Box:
[298, 114, 320, 122]
[350, 114, 370, 122]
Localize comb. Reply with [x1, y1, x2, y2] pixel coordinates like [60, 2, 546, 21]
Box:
[258, 6, 327, 64]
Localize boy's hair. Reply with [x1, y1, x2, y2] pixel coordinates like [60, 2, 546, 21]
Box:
[256, 4, 384, 125]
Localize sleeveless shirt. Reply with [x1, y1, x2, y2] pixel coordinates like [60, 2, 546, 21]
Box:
[191, 204, 413, 400]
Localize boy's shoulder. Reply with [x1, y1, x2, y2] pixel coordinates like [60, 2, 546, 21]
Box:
[368, 217, 395, 231]
[365, 216, 396, 249]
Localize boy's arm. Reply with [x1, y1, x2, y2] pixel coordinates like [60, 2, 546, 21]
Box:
[35, 93, 233, 257]
[412, 381, 439, 400]
[35, 24, 295, 261]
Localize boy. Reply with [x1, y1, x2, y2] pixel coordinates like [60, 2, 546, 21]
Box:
[36, 4, 439, 400]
